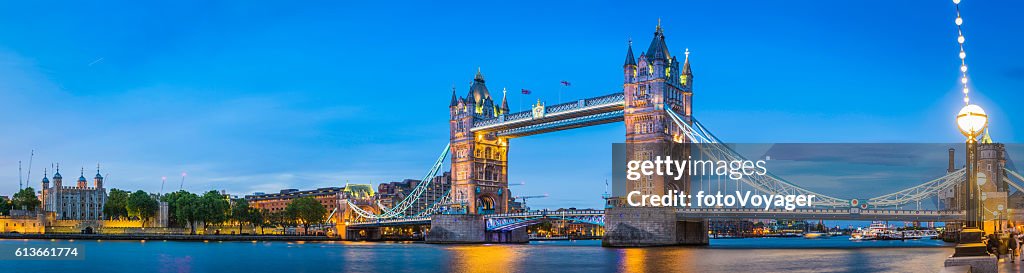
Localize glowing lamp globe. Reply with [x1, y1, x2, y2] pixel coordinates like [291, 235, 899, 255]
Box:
[956, 104, 988, 137]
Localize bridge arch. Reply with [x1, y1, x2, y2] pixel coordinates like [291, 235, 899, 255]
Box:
[476, 194, 497, 214]
[342, 204, 378, 223]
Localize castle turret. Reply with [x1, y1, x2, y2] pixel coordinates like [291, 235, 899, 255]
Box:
[466, 69, 498, 118]
[53, 165, 63, 189]
[41, 168, 50, 189]
[624, 39, 637, 83]
[681, 48, 693, 89]
[500, 88, 510, 115]
[41, 168, 49, 211]
[77, 168, 87, 188]
[645, 22, 670, 62]
[94, 164, 104, 189]
[450, 86, 459, 107]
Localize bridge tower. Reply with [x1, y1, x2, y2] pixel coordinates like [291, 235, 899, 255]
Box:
[449, 70, 511, 214]
[622, 23, 693, 196]
[605, 23, 707, 247]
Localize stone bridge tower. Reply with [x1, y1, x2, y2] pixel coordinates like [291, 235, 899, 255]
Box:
[449, 70, 511, 214]
[605, 23, 707, 247]
[622, 23, 694, 196]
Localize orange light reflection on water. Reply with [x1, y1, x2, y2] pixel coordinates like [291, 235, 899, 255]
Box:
[448, 244, 521, 273]
[620, 248, 646, 273]
[619, 246, 697, 272]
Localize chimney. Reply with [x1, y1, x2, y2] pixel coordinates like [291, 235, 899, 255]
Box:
[948, 148, 956, 173]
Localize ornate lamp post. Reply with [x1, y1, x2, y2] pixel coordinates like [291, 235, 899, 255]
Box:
[944, 2, 998, 271]
[957, 104, 987, 228]
[950, 0, 988, 233]
[946, 0, 996, 261]
[951, 104, 988, 258]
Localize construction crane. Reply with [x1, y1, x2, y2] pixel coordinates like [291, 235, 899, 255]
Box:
[513, 194, 548, 211]
[179, 171, 187, 190]
[25, 150, 34, 190]
[18, 150, 34, 190]
[160, 176, 167, 196]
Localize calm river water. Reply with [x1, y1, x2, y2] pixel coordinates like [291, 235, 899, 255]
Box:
[0, 236, 956, 273]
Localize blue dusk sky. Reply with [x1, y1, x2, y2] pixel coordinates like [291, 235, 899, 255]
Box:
[0, 1, 1022, 209]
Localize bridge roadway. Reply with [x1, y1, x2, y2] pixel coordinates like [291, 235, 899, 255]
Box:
[346, 208, 964, 229]
[470, 93, 624, 138]
[346, 209, 605, 229]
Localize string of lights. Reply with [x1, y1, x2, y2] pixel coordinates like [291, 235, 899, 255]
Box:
[953, 0, 971, 105]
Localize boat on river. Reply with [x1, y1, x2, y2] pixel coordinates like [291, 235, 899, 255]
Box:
[850, 222, 892, 241]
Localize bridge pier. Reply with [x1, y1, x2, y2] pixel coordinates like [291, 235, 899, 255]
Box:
[344, 227, 382, 241]
[425, 213, 485, 244]
[602, 207, 708, 247]
[425, 214, 528, 244]
[485, 229, 528, 243]
[426, 214, 486, 243]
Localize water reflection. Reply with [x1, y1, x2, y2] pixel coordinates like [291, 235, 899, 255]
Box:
[618, 247, 953, 273]
[618, 248, 645, 272]
[0, 238, 955, 273]
[448, 244, 521, 273]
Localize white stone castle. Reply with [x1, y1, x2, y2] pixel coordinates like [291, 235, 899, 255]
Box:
[40, 165, 107, 220]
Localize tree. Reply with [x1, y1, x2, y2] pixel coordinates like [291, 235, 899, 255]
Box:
[267, 210, 291, 234]
[230, 199, 251, 234]
[0, 197, 11, 216]
[126, 190, 159, 226]
[12, 187, 40, 211]
[286, 197, 327, 235]
[199, 190, 229, 229]
[161, 190, 192, 228]
[173, 192, 201, 234]
[249, 208, 268, 235]
[104, 189, 130, 220]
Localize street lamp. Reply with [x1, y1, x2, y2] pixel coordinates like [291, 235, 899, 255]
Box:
[957, 104, 988, 138]
[951, 103, 990, 258]
[957, 104, 987, 228]
[945, 0, 999, 267]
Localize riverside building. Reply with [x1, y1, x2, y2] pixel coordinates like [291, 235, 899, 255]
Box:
[245, 183, 376, 214]
[41, 166, 107, 220]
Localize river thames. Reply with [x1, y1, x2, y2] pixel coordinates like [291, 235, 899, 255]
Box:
[0, 236, 965, 273]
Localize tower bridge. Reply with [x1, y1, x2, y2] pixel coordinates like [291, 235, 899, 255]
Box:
[342, 23, 1024, 246]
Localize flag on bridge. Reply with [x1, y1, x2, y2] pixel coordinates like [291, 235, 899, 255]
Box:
[560, 80, 572, 86]
[521, 89, 531, 94]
